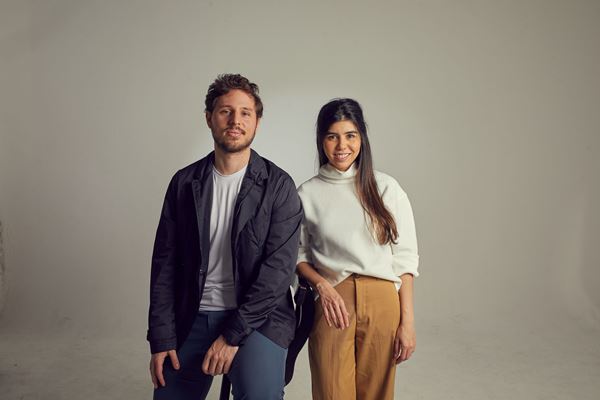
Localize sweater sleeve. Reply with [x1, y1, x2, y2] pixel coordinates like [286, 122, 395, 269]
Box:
[388, 181, 420, 278]
[296, 216, 314, 265]
[295, 185, 314, 265]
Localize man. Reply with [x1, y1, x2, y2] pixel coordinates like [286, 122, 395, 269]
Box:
[147, 74, 303, 400]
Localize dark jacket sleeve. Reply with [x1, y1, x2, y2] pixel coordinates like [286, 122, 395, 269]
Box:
[221, 176, 303, 346]
[147, 174, 179, 354]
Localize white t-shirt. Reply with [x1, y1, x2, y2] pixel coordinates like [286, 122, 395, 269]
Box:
[199, 165, 247, 311]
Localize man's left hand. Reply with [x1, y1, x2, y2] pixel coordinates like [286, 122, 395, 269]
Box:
[202, 335, 239, 375]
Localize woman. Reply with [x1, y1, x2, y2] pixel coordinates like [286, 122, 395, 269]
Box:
[296, 98, 419, 400]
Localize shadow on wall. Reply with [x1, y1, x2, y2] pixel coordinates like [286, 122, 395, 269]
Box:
[557, 191, 600, 329]
[0, 220, 5, 315]
[581, 190, 600, 328]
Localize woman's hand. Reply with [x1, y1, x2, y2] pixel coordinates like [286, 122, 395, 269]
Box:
[316, 280, 350, 329]
[394, 321, 416, 363]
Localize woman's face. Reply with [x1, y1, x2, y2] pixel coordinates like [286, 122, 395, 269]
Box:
[322, 120, 362, 171]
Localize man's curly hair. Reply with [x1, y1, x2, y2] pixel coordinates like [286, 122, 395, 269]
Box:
[205, 74, 263, 118]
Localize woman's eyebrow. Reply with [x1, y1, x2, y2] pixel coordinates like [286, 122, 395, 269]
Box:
[326, 130, 358, 135]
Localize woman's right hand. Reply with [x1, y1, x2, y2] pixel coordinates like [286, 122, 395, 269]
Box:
[316, 280, 350, 329]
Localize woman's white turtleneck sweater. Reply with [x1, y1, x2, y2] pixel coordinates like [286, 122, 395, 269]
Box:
[297, 163, 419, 289]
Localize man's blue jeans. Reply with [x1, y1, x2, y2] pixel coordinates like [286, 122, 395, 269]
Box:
[153, 311, 287, 400]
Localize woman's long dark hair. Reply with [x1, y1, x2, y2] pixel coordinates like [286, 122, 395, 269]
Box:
[316, 98, 398, 245]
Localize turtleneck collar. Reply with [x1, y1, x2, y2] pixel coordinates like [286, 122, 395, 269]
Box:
[318, 162, 357, 184]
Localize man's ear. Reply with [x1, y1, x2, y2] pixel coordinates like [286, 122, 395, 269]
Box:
[205, 112, 212, 129]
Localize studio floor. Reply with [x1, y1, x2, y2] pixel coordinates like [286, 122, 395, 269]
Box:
[1, 314, 599, 400]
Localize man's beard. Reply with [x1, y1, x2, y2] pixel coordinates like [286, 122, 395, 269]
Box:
[212, 128, 256, 153]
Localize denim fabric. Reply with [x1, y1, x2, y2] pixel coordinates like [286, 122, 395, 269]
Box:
[154, 311, 286, 400]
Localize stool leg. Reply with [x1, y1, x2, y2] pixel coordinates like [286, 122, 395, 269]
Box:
[219, 375, 231, 400]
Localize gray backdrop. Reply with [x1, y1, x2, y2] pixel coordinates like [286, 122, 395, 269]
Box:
[1, 0, 599, 399]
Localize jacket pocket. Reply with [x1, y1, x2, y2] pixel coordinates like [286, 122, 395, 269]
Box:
[245, 215, 268, 247]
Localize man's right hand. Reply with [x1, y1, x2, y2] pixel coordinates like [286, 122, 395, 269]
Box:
[149, 350, 180, 389]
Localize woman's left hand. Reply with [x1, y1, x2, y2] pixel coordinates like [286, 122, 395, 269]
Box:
[394, 321, 416, 364]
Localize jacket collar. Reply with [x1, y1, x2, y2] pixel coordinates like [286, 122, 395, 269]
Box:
[194, 149, 267, 184]
[190, 148, 268, 272]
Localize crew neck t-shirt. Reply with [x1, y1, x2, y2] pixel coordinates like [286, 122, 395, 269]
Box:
[199, 165, 247, 311]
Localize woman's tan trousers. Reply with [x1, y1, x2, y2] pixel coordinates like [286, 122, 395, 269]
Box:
[308, 274, 401, 400]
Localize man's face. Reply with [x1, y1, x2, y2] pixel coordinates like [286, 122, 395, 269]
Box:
[206, 89, 259, 153]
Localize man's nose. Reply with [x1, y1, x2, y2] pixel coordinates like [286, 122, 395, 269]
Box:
[229, 111, 241, 126]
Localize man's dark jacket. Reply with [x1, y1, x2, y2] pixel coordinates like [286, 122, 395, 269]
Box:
[147, 150, 303, 354]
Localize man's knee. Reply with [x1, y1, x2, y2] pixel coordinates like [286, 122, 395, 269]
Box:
[229, 353, 285, 400]
[233, 383, 284, 400]
[229, 331, 286, 400]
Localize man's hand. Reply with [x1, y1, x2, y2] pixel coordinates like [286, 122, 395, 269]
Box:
[202, 335, 239, 376]
[149, 350, 180, 389]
